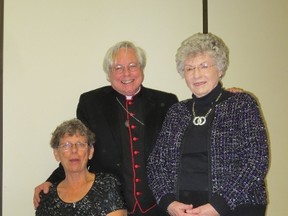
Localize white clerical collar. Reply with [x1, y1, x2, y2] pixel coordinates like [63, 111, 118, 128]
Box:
[125, 87, 141, 100]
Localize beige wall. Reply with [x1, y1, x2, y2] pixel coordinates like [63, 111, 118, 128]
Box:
[3, 0, 288, 215]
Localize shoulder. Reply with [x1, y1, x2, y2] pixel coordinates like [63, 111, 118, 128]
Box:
[91, 173, 126, 213]
[38, 184, 58, 207]
[215, 92, 262, 119]
[40, 183, 57, 197]
[163, 99, 191, 122]
[142, 86, 176, 96]
[141, 86, 178, 101]
[79, 86, 113, 99]
[91, 173, 123, 202]
[169, 99, 190, 111]
[223, 92, 259, 107]
[95, 172, 121, 186]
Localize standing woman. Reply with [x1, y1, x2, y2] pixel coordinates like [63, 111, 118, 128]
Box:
[147, 33, 269, 216]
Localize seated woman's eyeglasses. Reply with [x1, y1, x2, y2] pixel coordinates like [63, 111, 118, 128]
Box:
[58, 142, 88, 151]
[112, 63, 140, 73]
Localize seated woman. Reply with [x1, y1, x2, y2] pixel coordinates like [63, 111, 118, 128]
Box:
[147, 33, 269, 216]
[35, 118, 127, 216]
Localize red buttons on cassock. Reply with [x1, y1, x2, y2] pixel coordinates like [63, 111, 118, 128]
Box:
[133, 137, 139, 141]
[136, 192, 142, 196]
[128, 101, 133, 105]
[134, 150, 139, 155]
[134, 164, 141, 168]
[131, 124, 136, 129]
[135, 178, 141, 183]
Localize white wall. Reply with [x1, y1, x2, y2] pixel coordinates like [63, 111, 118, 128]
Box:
[3, 0, 288, 215]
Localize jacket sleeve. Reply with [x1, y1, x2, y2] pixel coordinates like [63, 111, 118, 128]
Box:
[211, 93, 269, 211]
[147, 108, 177, 206]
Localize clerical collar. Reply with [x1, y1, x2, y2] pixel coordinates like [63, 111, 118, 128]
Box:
[125, 86, 141, 100]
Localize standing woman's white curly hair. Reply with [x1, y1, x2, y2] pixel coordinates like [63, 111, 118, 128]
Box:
[176, 32, 230, 78]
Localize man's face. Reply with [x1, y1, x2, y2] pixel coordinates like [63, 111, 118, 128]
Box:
[108, 48, 144, 96]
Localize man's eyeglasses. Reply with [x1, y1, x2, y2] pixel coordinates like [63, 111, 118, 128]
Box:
[112, 63, 140, 73]
[184, 62, 216, 74]
[58, 141, 88, 152]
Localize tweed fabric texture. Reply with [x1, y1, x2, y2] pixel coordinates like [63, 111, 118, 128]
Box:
[147, 92, 269, 210]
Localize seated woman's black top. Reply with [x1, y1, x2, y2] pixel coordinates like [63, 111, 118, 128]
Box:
[36, 172, 126, 216]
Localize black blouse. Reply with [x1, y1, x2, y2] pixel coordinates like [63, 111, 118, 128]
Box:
[179, 84, 223, 207]
[36, 173, 126, 216]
